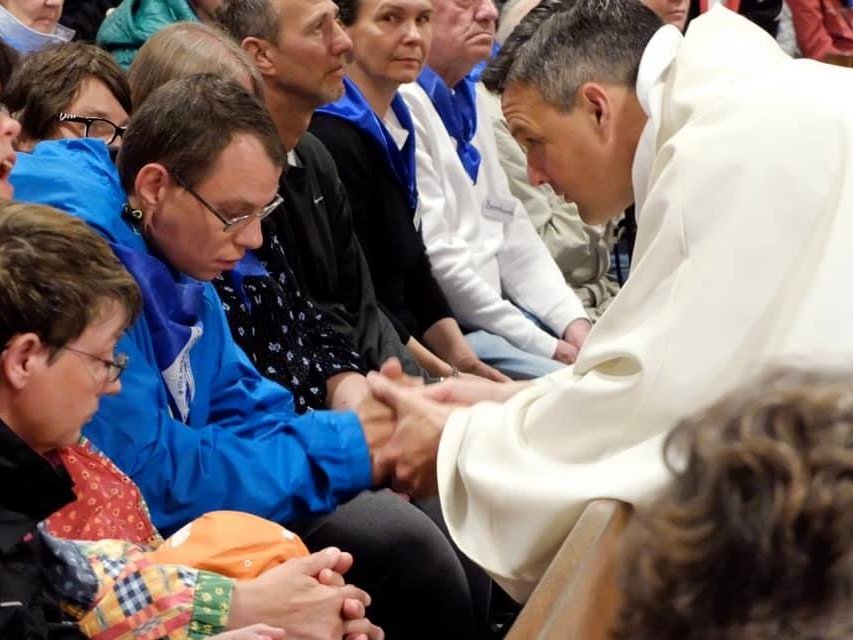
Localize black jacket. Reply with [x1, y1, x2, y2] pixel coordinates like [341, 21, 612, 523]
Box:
[309, 114, 453, 342]
[59, 0, 121, 42]
[266, 132, 424, 375]
[687, 0, 783, 36]
[0, 420, 85, 639]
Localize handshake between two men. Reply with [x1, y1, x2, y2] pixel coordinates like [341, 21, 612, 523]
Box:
[355, 360, 531, 497]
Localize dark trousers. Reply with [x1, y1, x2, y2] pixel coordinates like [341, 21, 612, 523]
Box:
[289, 490, 492, 639]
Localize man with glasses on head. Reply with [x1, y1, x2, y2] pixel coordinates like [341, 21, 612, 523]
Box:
[10, 74, 389, 638]
[2, 42, 130, 153]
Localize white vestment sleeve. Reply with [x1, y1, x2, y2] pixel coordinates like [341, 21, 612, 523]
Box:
[436, 25, 853, 599]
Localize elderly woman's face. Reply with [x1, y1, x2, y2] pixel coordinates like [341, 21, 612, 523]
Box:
[641, 0, 689, 31]
[1, 0, 64, 33]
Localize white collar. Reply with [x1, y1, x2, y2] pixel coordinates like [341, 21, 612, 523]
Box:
[382, 108, 409, 151]
[632, 25, 683, 216]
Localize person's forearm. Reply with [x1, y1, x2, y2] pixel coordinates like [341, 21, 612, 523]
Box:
[405, 336, 454, 377]
[422, 318, 480, 370]
[326, 371, 369, 411]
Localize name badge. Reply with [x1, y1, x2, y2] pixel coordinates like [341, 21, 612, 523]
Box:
[482, 197, 515, 222]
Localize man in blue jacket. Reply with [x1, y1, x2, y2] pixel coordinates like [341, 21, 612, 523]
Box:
[11, 74, 483, 638]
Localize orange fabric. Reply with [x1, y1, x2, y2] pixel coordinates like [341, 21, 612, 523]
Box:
[45, 440, 161, 545]
[149, 511, 309, 580]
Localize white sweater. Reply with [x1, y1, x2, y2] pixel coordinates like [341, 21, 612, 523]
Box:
[400, 82, 587, 358]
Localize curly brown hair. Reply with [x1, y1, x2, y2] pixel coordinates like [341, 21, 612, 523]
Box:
[614, 368, 853, 640]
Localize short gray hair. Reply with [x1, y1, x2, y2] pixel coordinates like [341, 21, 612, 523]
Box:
[485, 0, 662, 111]
[216, 0, 282, 44]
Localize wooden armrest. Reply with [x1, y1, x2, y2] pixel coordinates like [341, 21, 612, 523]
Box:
[506, 499, 632, 640]
[824, 53, 853, 68]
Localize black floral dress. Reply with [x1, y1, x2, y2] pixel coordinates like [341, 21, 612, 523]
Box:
[213, 235, 365, 414]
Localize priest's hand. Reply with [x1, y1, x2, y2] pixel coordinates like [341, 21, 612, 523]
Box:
[380, 357, 520, 405]
[378, 357, 426, 388]
[563, 317, 592, 352]
[366, 371, 455, 498]
[420, 374, 529, 407]
[356, 391, 396, 486]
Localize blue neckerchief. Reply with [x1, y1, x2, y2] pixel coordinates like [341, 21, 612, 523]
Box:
[468, 42, 501, 83]
[416, 66, 481, 183]
[111, 242, 204, 423]
[227, 251, 270, 311]
[316, 77, 419, 211]
[0, 4, 74, 54]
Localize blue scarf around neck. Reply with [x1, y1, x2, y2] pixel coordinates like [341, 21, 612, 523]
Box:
[111, 241, 204, 423]
[416, 66, 481, 183]
[316, 77, 419, 211]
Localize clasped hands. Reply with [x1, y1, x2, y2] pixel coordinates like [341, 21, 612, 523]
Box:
[356, 359, 527, 498]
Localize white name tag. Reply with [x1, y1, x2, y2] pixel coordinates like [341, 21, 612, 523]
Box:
[482, 197, 515, 222]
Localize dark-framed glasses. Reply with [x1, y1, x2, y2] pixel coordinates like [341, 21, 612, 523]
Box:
[63, 347, 129, 384]
[57, 112, 127, 145]
[169, 171, 283, 233]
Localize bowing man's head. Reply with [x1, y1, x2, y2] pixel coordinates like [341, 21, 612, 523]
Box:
[117, 74, 285, 281]
[483, 0, 661, 226]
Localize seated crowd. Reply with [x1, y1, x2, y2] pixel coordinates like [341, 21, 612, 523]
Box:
[1, 0, 852, 638]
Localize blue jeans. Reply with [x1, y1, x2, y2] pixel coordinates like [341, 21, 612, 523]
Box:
[464, 330, 566, 380]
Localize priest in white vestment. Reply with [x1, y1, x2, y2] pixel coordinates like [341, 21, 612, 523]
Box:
[367, 1, 853, 602]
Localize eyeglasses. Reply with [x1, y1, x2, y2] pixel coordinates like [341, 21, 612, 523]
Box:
[57, 112, 127, 146]
[63, 347, 129, 384]
[169, 171, 283, 233]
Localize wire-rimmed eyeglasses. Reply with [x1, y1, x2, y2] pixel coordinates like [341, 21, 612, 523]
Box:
[63, 347, 129, 384]
[169, 171, 283, 233]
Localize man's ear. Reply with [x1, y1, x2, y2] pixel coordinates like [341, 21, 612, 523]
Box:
[133, 163, 170, 214]
[242, 37, 277, 79]
[578, 82, 613, 142]
[1, 333, 47, 391]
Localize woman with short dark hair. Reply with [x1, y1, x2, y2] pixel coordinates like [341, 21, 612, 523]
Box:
[3, 42, 130, 151]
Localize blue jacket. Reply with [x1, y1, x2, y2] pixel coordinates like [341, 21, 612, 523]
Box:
[10, 140, 372, 535]
[96, 0, 198, 69]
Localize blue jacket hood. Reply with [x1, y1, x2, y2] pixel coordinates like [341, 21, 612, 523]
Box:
[10, 138, 144, 252]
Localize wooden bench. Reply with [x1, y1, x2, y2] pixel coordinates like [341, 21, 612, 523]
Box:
[825, 53, 853, 68]
[505, 499, 632, 640]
